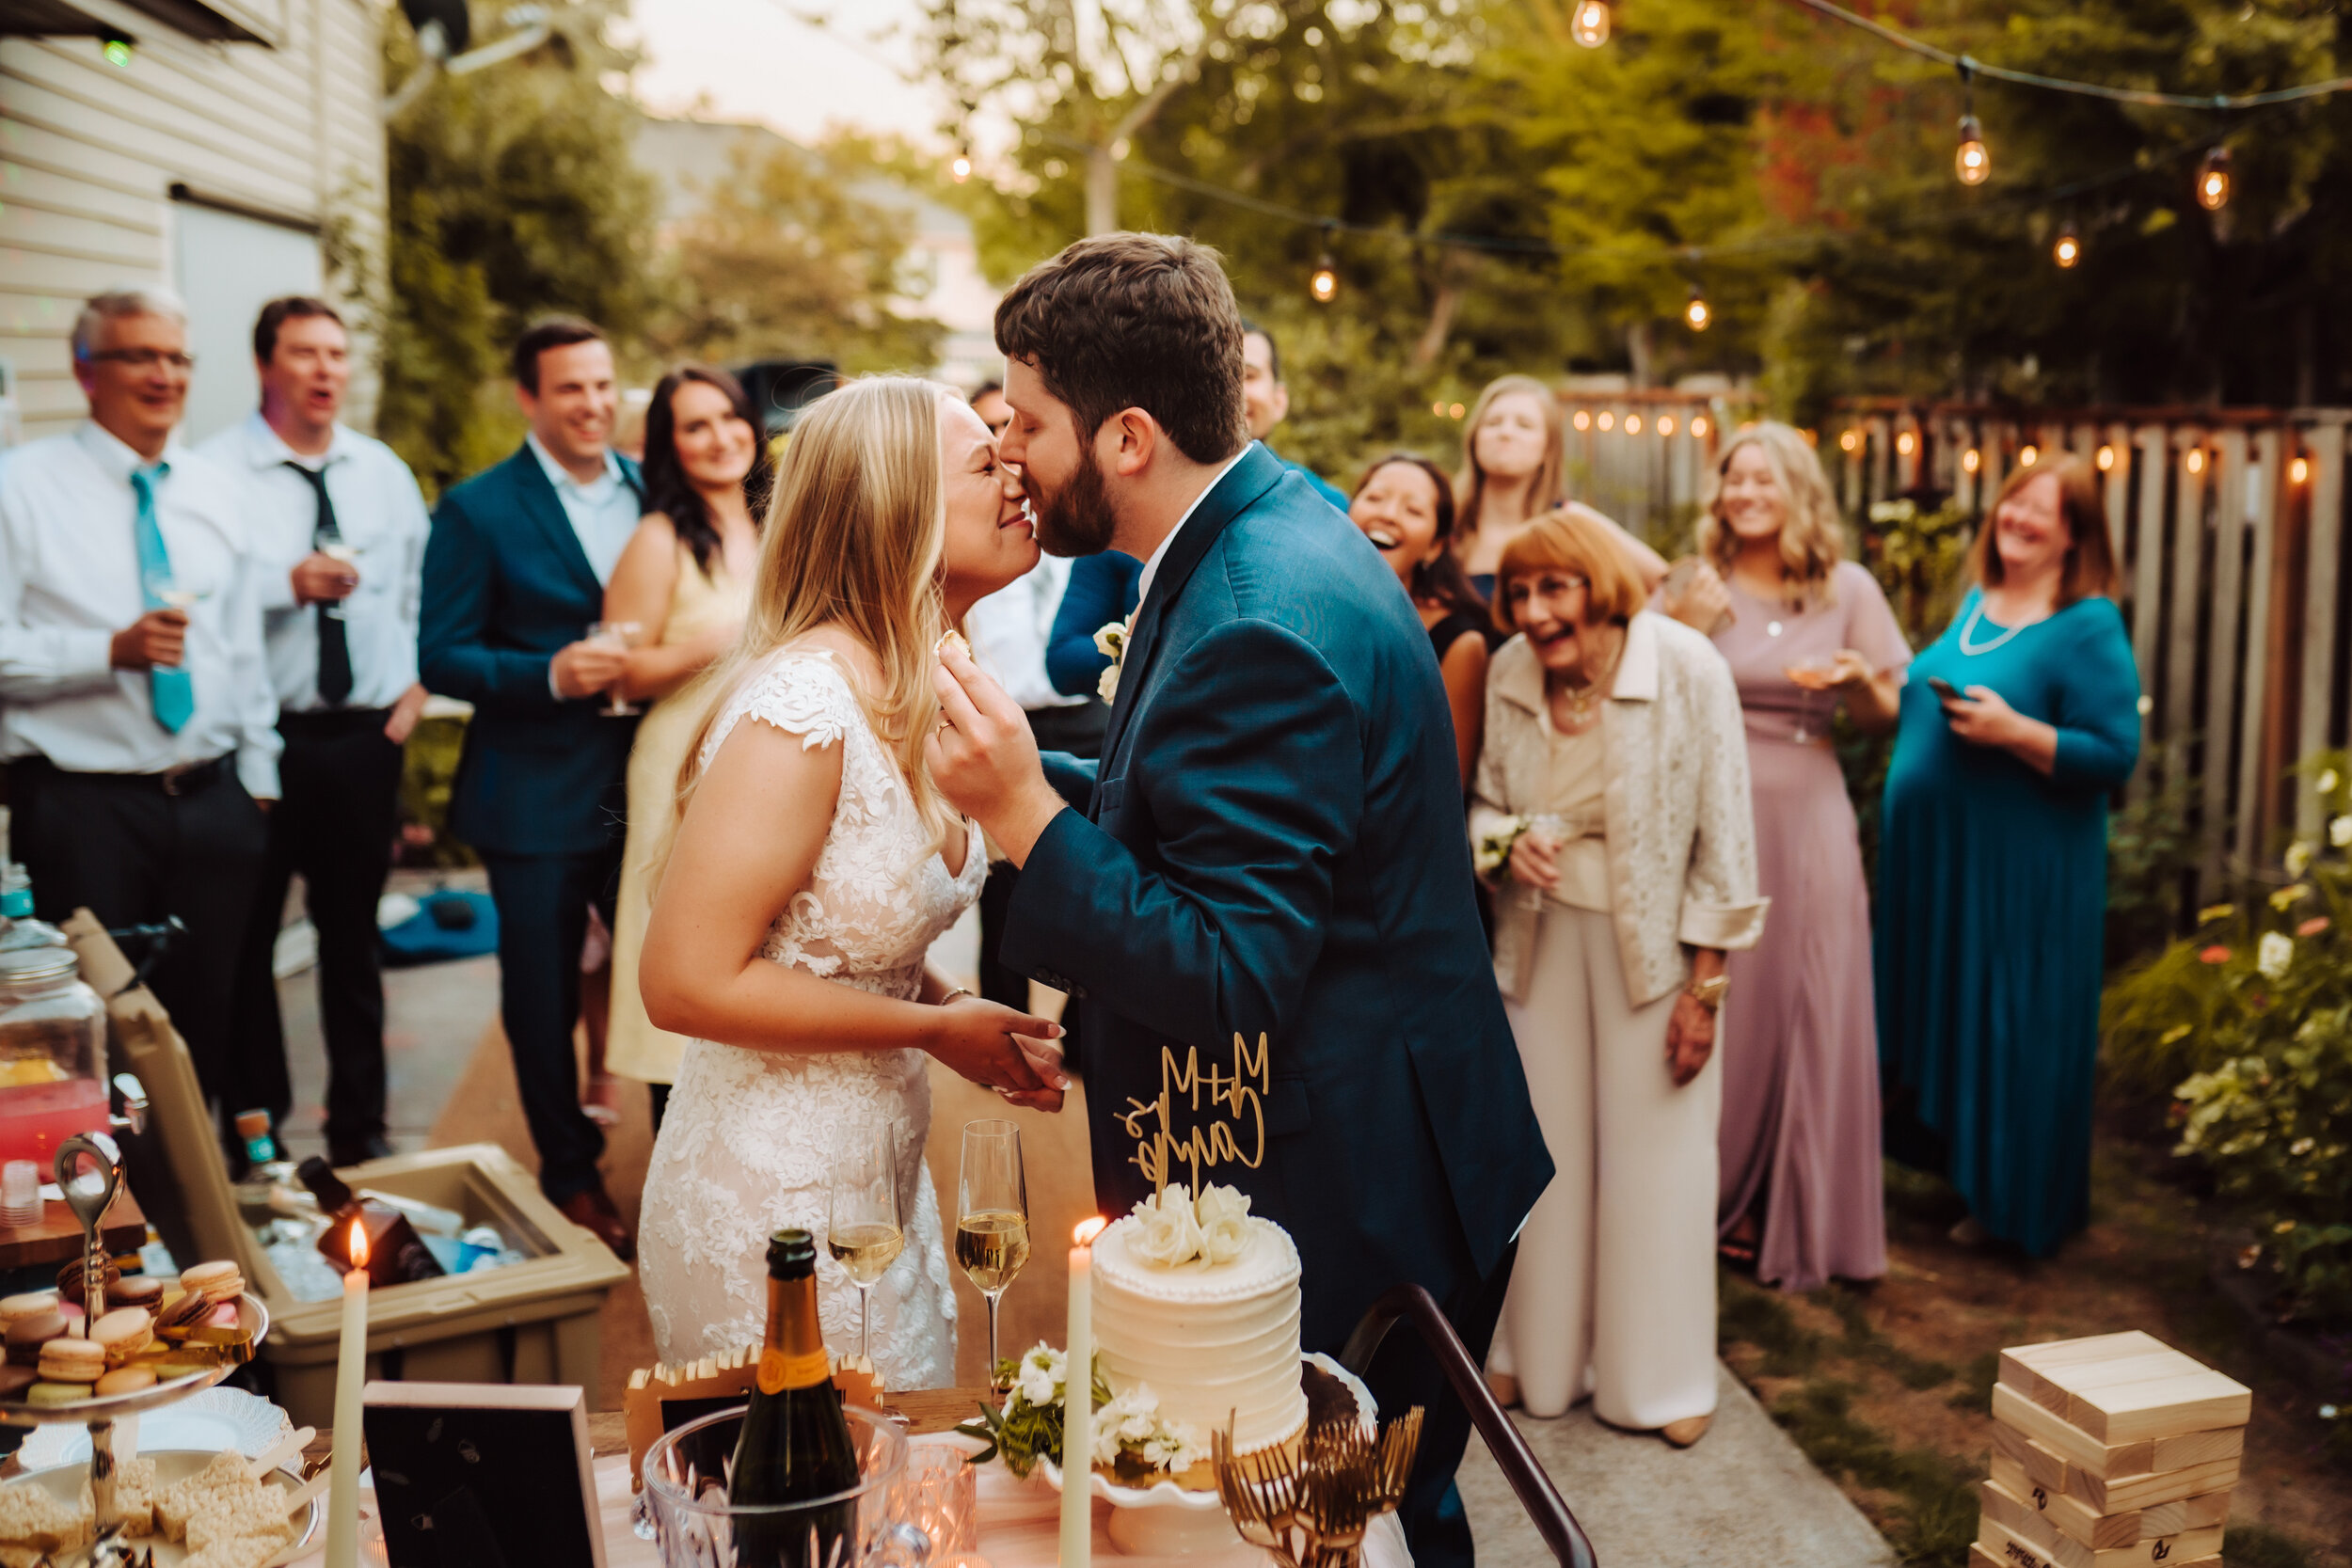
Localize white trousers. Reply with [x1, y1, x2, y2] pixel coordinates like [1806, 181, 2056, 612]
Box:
[1488, 904, 1722, 1428]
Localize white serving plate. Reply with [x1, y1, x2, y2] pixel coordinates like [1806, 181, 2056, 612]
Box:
[19, 1386, 292, 1469]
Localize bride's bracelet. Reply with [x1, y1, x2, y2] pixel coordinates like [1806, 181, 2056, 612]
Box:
[939, 986, 975, 1006]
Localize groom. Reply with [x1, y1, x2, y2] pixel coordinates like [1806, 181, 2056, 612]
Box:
[930, 234, 1552, 1568]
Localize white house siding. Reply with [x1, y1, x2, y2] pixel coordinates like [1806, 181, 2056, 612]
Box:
[0, 0, 386, 443]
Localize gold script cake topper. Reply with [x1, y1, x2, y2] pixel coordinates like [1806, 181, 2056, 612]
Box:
[1116, 1033, 1270, 1197]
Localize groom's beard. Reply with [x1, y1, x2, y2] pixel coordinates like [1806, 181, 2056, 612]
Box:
[1029, 442, 1117, 558]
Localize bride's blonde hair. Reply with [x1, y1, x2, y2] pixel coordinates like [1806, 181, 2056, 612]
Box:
[666, 375, 956, 861]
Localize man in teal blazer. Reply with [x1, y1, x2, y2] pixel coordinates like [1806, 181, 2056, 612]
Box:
[418, 318, 642, 1259]
[932, 236, 1551, 1568]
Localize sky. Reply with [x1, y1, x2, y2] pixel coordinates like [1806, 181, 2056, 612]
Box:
[623, 0, 946, 142]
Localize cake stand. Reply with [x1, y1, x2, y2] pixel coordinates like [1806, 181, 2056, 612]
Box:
[1040, 1352, 1375, 1559]
[0, 1134, 278, 1537]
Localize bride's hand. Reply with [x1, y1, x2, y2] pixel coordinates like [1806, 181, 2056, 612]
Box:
[996, 1034, 1068, 1114]
[927, 994, 1067, 1101]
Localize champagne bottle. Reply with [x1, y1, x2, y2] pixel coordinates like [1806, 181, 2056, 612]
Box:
[731, 1229, 861, 1568]
[295, 1156, 446, 1286]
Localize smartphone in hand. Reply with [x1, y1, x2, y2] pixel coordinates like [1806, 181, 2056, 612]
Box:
[1926, 675, 1961, 701]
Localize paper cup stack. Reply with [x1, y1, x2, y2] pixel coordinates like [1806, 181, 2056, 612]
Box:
[1977, 1331, 2250, 1568]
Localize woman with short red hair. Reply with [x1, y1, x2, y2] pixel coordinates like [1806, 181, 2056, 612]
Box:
[1471, 508, 1765, 1447]
[1875, 456, 2139, 1258]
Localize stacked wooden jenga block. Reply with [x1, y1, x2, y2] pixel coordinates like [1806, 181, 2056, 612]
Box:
[1974, 1331, 2250, 1568]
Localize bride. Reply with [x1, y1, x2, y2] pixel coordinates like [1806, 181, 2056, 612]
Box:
[634, 376, 1066, 1386]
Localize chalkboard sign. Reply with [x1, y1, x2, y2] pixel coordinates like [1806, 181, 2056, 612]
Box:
[363, 1381, 604, 1568]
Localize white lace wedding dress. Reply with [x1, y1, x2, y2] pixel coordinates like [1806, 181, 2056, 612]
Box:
[638, 647, 980, 1388]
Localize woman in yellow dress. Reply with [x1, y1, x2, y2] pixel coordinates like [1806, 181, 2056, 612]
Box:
[596, 365, 767, 1127]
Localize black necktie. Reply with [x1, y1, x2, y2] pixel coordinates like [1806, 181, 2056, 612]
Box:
[285, 462, 354, 705]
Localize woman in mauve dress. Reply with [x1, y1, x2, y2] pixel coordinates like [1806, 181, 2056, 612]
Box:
[1664, 421, 1907, 1291]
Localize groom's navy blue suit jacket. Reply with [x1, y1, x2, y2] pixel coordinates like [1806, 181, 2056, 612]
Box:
[1001, 443, 1554, 1354]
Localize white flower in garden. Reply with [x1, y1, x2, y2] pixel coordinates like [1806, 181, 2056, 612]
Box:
[2322, 768, 2341, 795]
[2258, 931, 2294, 980]
[1129, 1185, 1205, 1267]
[2332, 816, 2352, 847]
[2285, 840, 2315, 877]
[1195, 1183, 1253, 1264]
[2291, 1137, 2316, 1157]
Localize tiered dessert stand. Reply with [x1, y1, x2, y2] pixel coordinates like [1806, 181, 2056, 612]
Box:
[0, 1133, 292, 1545]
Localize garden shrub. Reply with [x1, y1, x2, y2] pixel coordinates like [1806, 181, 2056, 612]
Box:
[2103, 752, 2352, 1324]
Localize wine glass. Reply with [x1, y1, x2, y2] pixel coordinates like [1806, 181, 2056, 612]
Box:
[955, 1119, 1030, 1397]
[1785, 655, 1836, 744]
[588, 620, 642, 716]
[827, 1122, 906, 1366]
[318, 541, 361, 620]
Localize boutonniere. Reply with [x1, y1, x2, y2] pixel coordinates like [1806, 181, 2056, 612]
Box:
[1093, 615, 1136, 703]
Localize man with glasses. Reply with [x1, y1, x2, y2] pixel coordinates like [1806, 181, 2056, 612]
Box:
[0, 287, 278, 1157]
[205, 297, 431, 1171]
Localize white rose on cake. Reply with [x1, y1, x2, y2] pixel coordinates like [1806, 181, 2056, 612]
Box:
[1129, 1184, 1206, 1267]
[1093, 1386, 1164, 1465]
[1014, 1344, 1064, 1408]
[1194, 1183, 1253, 1264]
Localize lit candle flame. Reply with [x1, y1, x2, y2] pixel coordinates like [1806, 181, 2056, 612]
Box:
[1073, 1216, 1106, 1247]
[348, 1219, 370, 1273]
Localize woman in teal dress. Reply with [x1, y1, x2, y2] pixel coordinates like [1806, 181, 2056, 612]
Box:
[1875, 455, 2139, 1258]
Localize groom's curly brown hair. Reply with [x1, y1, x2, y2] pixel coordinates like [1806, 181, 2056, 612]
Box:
[993, 233, 1248, 465]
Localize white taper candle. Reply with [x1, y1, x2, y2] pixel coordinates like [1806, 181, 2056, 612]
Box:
[325, 1219, 369, 1568]
[1061, 1216, 1104, 1567]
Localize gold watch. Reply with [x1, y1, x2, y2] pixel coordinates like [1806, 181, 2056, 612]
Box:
[1685, 974, 1729, 1013]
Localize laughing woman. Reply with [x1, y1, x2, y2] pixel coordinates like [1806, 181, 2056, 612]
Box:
[1349, 453, 1488, 787]
[1875, 456, 2137, 1258]
[1473, 508, 1765, 1447]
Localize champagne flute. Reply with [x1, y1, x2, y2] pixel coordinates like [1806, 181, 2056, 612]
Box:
[827, 1121, 905, 1366]
[588, 619, 642, 717]
[956, 1119, 1031, 1397]
[1786, 655, 1836, 744]
[318, 541, 360, 621]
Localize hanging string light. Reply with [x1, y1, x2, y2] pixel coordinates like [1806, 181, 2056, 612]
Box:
[1309, 255, 1339, 303]
[1954, 63, 1991, 185]
[950, 150, 974, 183]
[1571, 0, 1611, 47]
[2053, 221, 2081, 268]
[1684, 284, 1711, 331]
[2197, 146, 2233, 211]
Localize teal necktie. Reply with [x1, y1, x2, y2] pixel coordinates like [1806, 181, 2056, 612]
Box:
[129, 465, 194, 735]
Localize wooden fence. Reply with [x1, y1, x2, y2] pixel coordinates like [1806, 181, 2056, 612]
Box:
[1551, 388, 2352, 894]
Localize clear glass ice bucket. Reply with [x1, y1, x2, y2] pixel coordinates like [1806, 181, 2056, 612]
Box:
[643, 1403, 919, 1568]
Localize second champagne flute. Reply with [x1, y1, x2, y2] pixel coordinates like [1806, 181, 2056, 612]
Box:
[955, 1118, 1030, 1397]
[827, 1122, 905, 1366]
[588, 619, 642, 717]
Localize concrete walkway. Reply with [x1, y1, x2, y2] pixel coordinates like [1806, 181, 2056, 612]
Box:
[1457, 1366, 1896, 1567]
[277, 897, 1898, 1564]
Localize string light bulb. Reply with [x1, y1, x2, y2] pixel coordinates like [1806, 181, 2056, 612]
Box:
[1896, 430, 1917, 456]
[1691, 416, 1709, 438]
[2053, 223, 2081, 268]
[1570, 0, 1610, 47]
[1659, 415, 1676, 436]
[1963, 449, 1982, 474]
[950, 150, 973, 183]
[1839, 430, 1860, 452]
[2291, 454, 2311, 485]
[1309, 253, 1339, 304]
[1627, 414, 1642, 435]
[100, 28, 132, 66]
[1954, 115, 1990, 185]
[2097, 445, 2117, 471]
[2197, 146, 2233, 212]
[1685, 285, 1711, 332]
[2185, 448, 2206, 475]
[2020, 444, 2039, 467]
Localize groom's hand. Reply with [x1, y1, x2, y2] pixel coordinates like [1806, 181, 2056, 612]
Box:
[929, 642, 1067, 866]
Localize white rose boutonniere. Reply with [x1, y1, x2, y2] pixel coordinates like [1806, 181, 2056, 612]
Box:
[1194, 1182, 1253, 1264]
[1129, 1183, 1205, 1267]
[1094, 615, 1136, 703]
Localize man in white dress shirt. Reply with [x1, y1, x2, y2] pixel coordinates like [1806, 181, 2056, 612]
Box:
[0, 288, 278, 1148]
[206, 297, 431, 1169]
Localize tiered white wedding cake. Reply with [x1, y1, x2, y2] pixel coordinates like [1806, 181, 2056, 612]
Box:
[1090, 1183, 1310, 1459]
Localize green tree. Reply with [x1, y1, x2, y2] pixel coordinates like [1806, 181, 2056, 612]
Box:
[646, 133, 946, 375]
[377, 0, 660, 493]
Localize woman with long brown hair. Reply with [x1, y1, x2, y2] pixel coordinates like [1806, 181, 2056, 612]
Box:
[1875, 455, 2138, 1258]
[1350, 452, 1488, 786]
[1452, 373, 1667, 602]
[633, 376, 1064, 1384]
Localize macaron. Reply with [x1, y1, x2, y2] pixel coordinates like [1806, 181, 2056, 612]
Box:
[109, 1275, 165, 1309]
[0, 1291, 56, 1327]
[0, 1365, 36, 1401]
[6, 1310, 68, 1365]
[88, 1307, 151, 1366]
[93, 1366, 156, 1397]
[55, 1301, 83, 1332]
[37, 1336, 104, 1384]
[26, 1382, 88, 1407]
[56, 1259, 120, 1303]
[179, 1261, 244, 1306]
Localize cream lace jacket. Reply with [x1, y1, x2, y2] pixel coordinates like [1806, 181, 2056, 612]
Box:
[1470, 611, 1769, 1007]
